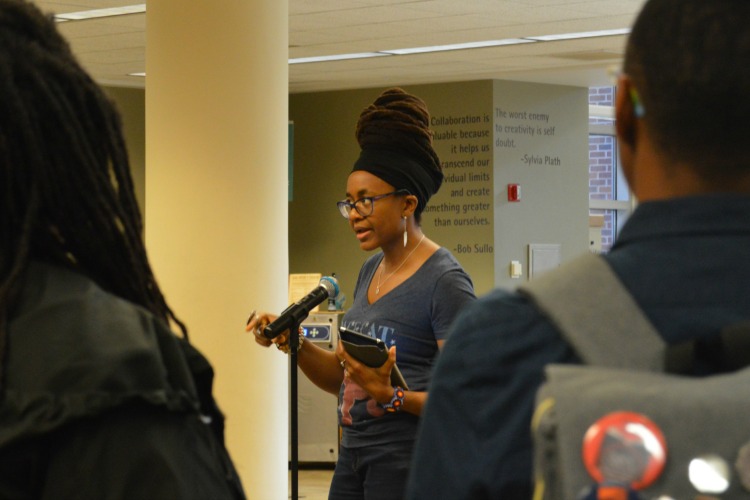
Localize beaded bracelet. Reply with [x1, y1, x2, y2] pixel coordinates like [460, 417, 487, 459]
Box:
[380, 386, 405, 413]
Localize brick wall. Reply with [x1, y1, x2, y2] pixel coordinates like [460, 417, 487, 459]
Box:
[588, 87, 616, 250]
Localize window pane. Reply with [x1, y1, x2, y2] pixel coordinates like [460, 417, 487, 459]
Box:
[589, 86, 632, 253]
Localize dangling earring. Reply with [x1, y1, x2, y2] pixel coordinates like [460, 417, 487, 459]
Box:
[403, 216, 408, 247]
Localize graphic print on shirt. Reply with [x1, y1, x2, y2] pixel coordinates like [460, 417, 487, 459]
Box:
[345, 322, 396, 347]
[340, 380, 385, 425]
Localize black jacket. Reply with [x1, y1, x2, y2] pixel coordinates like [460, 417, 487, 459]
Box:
[0, 262, 246, 499]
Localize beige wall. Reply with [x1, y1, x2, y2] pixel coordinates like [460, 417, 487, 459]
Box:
[289, 80, 589, 299]
[105, 80, 589, 301]
[492, 80, 590, 289]
[288, 82, 497, 301]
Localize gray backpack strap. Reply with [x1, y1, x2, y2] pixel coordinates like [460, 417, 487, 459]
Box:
[519, 253, 665, 372]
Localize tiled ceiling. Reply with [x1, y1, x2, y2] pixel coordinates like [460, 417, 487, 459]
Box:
[32, 0, 646, 93]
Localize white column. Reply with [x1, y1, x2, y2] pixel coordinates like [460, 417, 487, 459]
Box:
[146, 1, 289, 497]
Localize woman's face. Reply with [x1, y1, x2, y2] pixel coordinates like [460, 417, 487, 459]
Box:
[343, 170, 404, 252]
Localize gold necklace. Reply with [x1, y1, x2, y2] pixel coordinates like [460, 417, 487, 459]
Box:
[376, 234, 426, 294]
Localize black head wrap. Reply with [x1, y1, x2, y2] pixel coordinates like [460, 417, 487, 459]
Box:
[351, 88, 443, 217]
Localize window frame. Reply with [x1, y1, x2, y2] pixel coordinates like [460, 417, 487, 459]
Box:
[588, 100, 636, 251]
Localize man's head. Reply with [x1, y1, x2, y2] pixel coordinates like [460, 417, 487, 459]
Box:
[617, 0, 750, 195]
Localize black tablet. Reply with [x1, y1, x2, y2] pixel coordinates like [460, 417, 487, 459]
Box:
[338, 326, 408, 389]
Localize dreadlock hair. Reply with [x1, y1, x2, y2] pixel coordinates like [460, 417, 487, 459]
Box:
[354, 88, 443, 222]
[0, 0, 186, 391]
[624, 0, 750, 180]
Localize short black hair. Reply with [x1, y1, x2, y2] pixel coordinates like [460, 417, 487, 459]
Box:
[0, 0, 185, 388]
[624, 0, 750, 177]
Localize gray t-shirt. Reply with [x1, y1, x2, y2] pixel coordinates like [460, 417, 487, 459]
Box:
[338, 247, 475, 448]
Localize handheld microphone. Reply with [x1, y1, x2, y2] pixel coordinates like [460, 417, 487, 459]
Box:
[263, 276, 340, 339]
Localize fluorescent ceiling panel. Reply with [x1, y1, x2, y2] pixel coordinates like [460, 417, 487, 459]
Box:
[54, 4, 145, 21]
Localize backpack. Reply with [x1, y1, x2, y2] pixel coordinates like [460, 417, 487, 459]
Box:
[519, 253, 750, 499]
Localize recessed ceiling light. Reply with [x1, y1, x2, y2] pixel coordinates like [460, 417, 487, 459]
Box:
[54, 4, 146, 22]
[289, 52, 390, 65]
[526, 28, 630, 42]
[287, 29, 629, 66]
[380, 39, 535, 55]
[125, 25, 630, 75]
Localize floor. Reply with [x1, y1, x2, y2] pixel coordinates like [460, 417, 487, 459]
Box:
[290, 467, 335, 500]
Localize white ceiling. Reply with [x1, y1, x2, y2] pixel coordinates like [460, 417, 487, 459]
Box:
[33, 0, 646, 93]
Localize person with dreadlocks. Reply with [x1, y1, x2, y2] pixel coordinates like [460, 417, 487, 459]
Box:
[247, 87, 476, 499]
[0, 1, 245, 498]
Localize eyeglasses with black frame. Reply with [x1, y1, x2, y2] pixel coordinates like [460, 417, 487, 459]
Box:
[337, 189, 410, 219]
